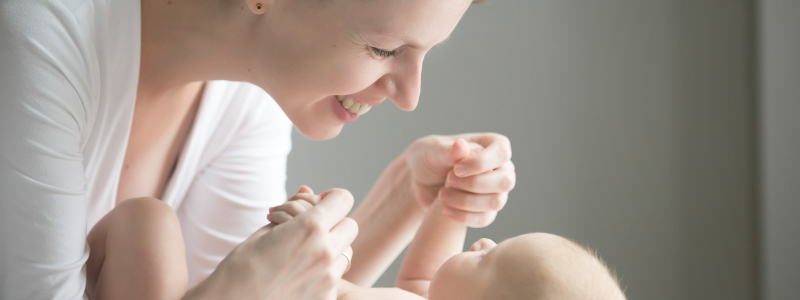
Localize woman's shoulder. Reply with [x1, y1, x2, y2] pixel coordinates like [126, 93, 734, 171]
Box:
[0, 0, 93, 41]
[1, 0, 141, 131]
[0, 0, 99, 103]
[0, 0, 94, 121]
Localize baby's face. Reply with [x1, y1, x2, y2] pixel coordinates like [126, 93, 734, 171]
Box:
[428, 233, 625, 300]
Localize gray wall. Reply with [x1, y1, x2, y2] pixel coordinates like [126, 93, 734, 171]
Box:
[287, 1, 759, 299]
[759, 1, 800, 299]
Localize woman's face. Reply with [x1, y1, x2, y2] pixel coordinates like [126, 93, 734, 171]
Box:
[249, 0, 472, 140]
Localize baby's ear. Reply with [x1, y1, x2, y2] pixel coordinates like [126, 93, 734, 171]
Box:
[471, 238, 497, 252]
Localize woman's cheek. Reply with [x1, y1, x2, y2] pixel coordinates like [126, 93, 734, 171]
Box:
[333, 59, 388, 94]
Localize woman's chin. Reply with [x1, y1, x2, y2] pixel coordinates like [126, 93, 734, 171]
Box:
[295, 124, 343, 141]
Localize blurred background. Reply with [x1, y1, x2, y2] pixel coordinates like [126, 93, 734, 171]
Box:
[286, 1, 799, 299]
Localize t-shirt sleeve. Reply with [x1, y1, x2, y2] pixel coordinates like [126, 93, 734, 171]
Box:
[0, 2, 93, 299]
[176, 89, 293, 287]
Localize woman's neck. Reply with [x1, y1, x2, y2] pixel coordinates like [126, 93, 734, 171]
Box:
[138, 0, 257, 96]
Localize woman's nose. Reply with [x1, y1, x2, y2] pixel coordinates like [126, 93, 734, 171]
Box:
[376, 56, 423, 112]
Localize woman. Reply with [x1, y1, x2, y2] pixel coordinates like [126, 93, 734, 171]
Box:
[0, 0, 516, 299]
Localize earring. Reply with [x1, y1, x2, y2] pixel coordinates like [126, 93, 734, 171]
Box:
[256, 3, 262, 9]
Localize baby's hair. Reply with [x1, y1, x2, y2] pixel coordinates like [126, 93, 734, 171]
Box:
[561, 238, 625, 295]
[486, 233, 627, 300]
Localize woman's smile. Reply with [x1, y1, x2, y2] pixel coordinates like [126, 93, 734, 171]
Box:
[330, 95, 360, 123]
[244, 0, 470, 140]
[331, 94, 387, 123]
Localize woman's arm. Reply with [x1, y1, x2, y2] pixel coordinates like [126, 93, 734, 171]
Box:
[394, 201, 466, 297]
[0, 4, 95, 297]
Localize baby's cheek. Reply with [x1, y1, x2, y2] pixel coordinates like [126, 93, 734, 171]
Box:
[428, 255, 485, 300]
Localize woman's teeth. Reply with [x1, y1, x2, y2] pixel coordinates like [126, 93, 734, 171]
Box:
[336, 95, 372, 115]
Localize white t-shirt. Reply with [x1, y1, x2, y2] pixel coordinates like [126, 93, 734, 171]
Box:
[0, 0, 293, 298]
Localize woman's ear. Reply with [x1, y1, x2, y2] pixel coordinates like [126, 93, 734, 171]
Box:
[245, 0, 269, 14]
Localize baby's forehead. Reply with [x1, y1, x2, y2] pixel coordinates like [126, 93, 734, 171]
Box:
[487, 233, 625, 299]
[500, 233, 581, 252]
[492, 233, 595, 267]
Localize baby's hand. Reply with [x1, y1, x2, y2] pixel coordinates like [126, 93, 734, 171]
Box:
[267, 185, 321, 225]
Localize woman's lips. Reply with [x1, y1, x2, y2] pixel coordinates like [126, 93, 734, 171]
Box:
[331, 96, 359, 123]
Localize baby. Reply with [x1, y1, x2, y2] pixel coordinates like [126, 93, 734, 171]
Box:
[269, 187, 626, 300]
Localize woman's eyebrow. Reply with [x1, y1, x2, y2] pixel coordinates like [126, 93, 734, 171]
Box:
[369, 29, 452, 50]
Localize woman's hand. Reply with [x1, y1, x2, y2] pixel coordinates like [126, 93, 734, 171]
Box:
[268, 186, 353, 274]
[404, 133, 515, 228]
[186, 188, 358, 300]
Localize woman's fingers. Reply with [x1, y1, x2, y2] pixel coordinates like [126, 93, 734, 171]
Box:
[303, 188, 355, 230]
[211, 188, 357, 300]
[441, 205, 498, 228]
[332, 245, 355, 278]
[438, 187, 508, 212]
[453, 133, 512, 177]
[446, 160, 515, 194]
[328, 218, 358, 257]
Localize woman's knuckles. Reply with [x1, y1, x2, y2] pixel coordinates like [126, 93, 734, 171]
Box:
[300, 215, 328, 237]
[314, 247, 337, 266]
[467, 212, 496, 228]
[490, 193, 508, 211]
[500, 175, 515, 192]
[320, 272, 337, 290]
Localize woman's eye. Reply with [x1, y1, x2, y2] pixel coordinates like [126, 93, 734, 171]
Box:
[371, 47, 397, 58]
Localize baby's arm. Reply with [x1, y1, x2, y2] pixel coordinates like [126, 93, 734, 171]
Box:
[394, 200, 467, 297]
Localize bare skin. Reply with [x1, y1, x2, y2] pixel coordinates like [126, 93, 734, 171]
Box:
[116, 81, 205, 202]
[271, 192, 627, 300]
[88, 0, 516, 299]
[86, 198, 189, 300]
[88, 188, 359, 300]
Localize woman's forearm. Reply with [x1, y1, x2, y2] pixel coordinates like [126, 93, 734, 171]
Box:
[394, 201, 466, 297]
[344, 154, 428, 287]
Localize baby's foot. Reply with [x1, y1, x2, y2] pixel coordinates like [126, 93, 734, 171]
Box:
[267, 185, 321, 225]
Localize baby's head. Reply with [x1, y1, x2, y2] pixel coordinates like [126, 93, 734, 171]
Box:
[428, 233, 625, 300]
